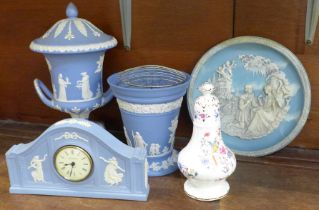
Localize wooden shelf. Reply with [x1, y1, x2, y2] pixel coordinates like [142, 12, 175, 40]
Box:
[0, 120, 318, 209]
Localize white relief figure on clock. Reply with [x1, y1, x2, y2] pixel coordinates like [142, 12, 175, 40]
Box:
[57, 73, 71, 101]
[28, 154, 47, 183]
[76, 72, 93, 100]
[100, 157, 125, 185]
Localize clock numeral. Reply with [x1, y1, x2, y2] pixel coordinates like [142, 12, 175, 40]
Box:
[61, 166, 65, 170]
[82, 168, 87, 172]
[81, 157, 86, 160]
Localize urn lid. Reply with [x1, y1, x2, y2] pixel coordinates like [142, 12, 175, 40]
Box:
[30, 2, 117, 54]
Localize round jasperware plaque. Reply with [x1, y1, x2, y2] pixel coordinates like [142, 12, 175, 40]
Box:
[187, 36, 311, 157]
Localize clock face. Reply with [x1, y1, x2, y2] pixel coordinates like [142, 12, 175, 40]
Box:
[54, 145, 93, 182]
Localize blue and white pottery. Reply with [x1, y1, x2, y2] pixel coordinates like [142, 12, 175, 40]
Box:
[30, 3, 117, 118]
[6, 118, 149, 201]
[107, 65, 190, 176]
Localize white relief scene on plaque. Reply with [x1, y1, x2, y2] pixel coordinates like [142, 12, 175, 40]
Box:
[76, 72, 93, 100]
[28, 154, 47, 183]
[207, 55, 299, 139]
[100, 157, 125, 185]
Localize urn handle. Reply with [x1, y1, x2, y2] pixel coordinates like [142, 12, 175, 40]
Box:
[33, 79, 55, 109]
[101, 88, 113, 106]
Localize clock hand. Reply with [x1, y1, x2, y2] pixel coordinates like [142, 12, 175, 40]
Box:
[70, 166, 73, 177]
[69, 162, 75, 176]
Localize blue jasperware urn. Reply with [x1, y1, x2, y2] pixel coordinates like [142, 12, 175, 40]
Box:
[108, 65, 190, 176]
[30, 3, 117, 118]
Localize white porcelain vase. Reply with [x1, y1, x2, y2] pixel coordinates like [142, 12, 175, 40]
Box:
[178, 82, 236, 201]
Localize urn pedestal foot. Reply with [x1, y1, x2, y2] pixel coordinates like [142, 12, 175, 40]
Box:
[70, 112, 90, 119]
[184, 179, 230, 201]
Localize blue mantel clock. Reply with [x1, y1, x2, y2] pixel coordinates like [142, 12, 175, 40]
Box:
[5, 119, 149, 201]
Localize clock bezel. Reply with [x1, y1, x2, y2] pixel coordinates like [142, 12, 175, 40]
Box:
[53, 145, 94, 182]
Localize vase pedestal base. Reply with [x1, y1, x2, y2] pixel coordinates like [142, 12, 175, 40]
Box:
[184, 179, 229, 201]
[148, 149, 178, 177]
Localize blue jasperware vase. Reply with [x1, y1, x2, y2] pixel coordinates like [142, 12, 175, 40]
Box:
[107, 65, 190, 176]
[30, 3, 117, 118]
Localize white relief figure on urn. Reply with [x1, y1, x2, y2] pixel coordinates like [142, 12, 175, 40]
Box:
[95, 55, 104, 73]
[57, 73, 71, 101]
[178, 82, 236, 201]
[28, 154, 47, 183]
[96, 84, 102, 97]
[52, 84, 57, 99]
[76, 72, 93, 100]
[100, 157, 125, 185]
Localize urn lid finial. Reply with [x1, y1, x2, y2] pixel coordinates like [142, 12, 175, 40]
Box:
[30, 2, 117, 54]
[66, 2, 78, 18]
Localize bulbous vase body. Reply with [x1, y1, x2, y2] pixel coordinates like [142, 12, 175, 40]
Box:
[178, 82, 236, 201]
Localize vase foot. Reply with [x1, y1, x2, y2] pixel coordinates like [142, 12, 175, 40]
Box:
[184, 179, 229, 201]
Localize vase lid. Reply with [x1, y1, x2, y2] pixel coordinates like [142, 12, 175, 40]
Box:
[30, 2, 117, 54]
